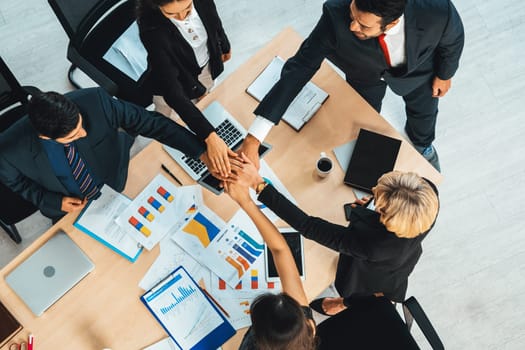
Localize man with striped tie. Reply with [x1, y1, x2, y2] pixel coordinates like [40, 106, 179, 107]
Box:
[0, 87, 208, 221]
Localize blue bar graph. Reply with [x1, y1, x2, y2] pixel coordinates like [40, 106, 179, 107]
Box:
[159, 285, 197, 315]
[241, 241, 262, 257]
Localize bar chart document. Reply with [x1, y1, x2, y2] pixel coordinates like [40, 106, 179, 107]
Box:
[141, 267, 235, 350]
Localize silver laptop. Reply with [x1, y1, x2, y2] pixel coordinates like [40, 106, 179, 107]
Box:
[5, 231, 94, 316]
[163, 101, 271, 194]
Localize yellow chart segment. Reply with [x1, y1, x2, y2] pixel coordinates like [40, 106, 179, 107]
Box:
[182, 219, 211, 247]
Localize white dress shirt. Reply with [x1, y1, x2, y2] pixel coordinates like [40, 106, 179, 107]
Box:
[170, 4, 210, 68]
[248, 16, 407, 143]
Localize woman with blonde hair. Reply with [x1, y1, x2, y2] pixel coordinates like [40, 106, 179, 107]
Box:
[230, 154, 439, 315]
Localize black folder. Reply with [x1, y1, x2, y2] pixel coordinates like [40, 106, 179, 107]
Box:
[344, 129, 401, 193]
[0, 300, 22, 347]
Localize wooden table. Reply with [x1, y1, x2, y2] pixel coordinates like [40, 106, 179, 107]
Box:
[0, 28, 441, 350]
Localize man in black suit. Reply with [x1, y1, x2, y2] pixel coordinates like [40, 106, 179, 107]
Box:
[0, 87, 208, 221]
[241, 0, 464, 171]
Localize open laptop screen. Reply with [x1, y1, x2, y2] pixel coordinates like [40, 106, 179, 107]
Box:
[343, 129, 401, 193]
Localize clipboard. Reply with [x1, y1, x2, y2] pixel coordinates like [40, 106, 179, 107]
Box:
[141, 266, 235, 350]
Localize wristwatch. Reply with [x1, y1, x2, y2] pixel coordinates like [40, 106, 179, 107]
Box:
[255, 177, 272, 195]
[255, 181, 268, 195]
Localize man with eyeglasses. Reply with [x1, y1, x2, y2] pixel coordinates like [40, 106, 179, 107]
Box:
[240, 0, 464, 172]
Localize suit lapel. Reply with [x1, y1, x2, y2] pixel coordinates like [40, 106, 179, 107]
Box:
[404, 4, 424, 73]
[29, 135, 68, 193]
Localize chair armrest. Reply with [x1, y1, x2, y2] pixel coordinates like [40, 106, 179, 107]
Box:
[402, 297, 445, 350]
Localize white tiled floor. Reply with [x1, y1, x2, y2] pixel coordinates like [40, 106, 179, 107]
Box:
[1, 0, 524, 348]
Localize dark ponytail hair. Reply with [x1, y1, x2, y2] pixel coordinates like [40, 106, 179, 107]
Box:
[250, 293, 316, 350]
[135, 0, 177, 20]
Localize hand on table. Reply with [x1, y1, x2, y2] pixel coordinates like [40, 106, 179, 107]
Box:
[61, 196, 87, 213]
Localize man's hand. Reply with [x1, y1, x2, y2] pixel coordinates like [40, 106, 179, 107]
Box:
[221, 51, 232, 62]
[432, 77, 452, 97]
[238, 134, 261, 169]
[61, 196, 87, 213]
[204, 132, 237, 177]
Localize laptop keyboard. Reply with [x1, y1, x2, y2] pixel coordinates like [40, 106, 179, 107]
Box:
[182, 119, 243, 175]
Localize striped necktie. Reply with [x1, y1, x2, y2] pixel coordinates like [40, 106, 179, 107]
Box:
[378, 33, 392, 67]
[64, 143, 101, 200]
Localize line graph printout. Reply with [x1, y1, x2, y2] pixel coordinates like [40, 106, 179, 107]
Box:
[172, 207, 265, 288]
[116, 174, 203, 250]
[141, 267, 234, 350]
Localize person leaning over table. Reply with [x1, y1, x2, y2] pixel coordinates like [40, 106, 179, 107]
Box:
[0, 87, 214, 222]
[240, 0, 464, 172]
[136, 0, 235, 177]
[222, 177, 317, 350]
[228, 153, 439, 306]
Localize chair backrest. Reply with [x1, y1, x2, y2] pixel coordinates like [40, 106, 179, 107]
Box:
[48, 0, 127, 47]
[0, 58, 39, 224]
[316, 296, 444, 349]
[0, 57, 27, 114]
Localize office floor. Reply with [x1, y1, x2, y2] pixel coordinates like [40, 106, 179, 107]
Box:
[1, 0, 524, 348]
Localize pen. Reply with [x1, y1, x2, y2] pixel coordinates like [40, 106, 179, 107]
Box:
[201, 288, 230, 318]
[28, 334, 34, 350]
[161, 164, 183, 186]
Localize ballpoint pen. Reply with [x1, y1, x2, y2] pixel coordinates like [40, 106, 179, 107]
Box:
[201, 288, 230, 318]
[161, 164, 183, 186]
[28, 334, 34, 350]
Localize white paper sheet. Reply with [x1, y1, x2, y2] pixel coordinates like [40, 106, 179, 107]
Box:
[74, 186, 141, 261]
[115, 175, 202, 250]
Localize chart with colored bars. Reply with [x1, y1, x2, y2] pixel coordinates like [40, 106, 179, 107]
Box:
[221, 227, 264, 280]
[218, 270, 275, 291]
[128, 185, 173, 238]
[182, 212, 221, 247]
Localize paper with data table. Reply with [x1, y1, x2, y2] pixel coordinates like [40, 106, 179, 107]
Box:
[172, 206, 266, 288]
[116, 175, 203, 250]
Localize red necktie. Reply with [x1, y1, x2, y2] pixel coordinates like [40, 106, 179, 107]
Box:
[378, 33, 391, 67]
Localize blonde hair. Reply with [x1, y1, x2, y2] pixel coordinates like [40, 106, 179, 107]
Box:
[372, 171, 439, 238]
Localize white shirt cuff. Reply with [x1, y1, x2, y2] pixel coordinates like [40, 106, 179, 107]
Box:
[247, 116, 274, 143]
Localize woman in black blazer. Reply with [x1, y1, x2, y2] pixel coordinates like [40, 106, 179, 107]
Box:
[230, 154, 439, 306]
[136, 0, 235, 176]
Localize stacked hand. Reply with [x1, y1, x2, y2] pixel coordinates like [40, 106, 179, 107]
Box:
[223, 153, 263, 205]
[204, 132, 238, 178]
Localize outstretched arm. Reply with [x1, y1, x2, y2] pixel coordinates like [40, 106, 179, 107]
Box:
[224, 180, 308, 306]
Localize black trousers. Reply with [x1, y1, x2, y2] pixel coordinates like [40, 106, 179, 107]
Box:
[348, 79, 439, 148]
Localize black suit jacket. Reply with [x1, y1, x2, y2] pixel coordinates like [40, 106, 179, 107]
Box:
[259, 184, 438, 302]
[255, 0, 464, 124]
[138, 0, 231, 140]
[0, 88, 205, 219]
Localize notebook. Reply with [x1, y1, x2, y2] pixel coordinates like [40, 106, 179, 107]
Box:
[5, 232, 94, 316]
[246, 56, 329, 130]
[163, 101, 271, 195]
[0, 300, 22, 347]
[343, 129, 402, 193]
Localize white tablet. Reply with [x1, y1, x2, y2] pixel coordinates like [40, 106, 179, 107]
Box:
[265, 228, 305, 282]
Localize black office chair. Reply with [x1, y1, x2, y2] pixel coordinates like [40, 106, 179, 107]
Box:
[47, 0, 153, 107]
[0, 57, 39, 244]
[316, 296, 444, 349]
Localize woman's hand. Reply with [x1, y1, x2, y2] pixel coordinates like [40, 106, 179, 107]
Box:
[223, 180, 251, 206]
[221, 51, 232, 62]
[204, 132, 237, 177]
[229, 152, 263, 189]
